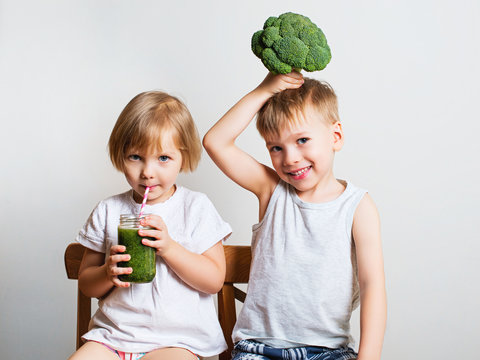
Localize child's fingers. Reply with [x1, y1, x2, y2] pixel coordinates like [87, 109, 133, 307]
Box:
[283, 73, 304, 86]
[112, 277, 131, 288]
[110, 245, 127, 255]
[141, 238, 160, 248]
[140, 214, 166, 231]
[108, 263, 132, 287]
[138, 228, 164, 240]
[108, 253, 131, 265]
[107, 260, 132, 274]
[107, 245, 132, 287]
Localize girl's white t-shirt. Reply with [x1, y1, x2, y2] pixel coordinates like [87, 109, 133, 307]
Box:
[76, 186, 232, 356]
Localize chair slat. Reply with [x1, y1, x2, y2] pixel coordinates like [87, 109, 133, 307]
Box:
[219, 245, 251, 359]
[65, 243, 85, 280]
[224, 245, 251, 283]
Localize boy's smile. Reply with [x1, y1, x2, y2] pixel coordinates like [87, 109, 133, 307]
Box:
[288, 165, 312, 180]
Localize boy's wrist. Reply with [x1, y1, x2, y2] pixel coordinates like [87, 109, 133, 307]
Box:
[252, 85, 275, 100]
[248, 87, 275, 109]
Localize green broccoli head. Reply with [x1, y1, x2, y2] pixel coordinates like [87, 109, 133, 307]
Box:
[251, 12, 331, 74]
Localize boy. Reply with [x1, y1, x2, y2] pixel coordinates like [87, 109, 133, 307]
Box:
[203, 72, 386, 360]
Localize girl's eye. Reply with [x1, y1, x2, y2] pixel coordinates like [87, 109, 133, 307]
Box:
[270, 146, 282, 153]
[128, 154, 141, 161]
[297, 138, 309, 145]
[159, 155, 169, 162]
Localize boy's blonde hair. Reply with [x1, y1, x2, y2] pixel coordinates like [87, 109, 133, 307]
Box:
[257, 78, 339, 138]
[108, 91, 201, 172]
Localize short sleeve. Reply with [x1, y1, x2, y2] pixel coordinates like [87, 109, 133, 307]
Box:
[188, 194, 232, 254]
[76, 201, 107, 253]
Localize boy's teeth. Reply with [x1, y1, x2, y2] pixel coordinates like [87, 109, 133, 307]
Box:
[290, 167, 309, 176]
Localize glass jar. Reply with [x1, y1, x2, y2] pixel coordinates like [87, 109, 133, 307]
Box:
[117, 214, 156, 283]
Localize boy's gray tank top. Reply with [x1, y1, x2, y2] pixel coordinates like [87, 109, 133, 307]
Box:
[232, 179, 367, 349]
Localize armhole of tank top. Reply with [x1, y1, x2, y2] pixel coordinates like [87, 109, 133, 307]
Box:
[346, 189, 368, 240]
[253, 179, 283, 232]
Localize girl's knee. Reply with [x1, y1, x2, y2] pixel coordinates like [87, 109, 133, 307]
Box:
[143, 347, 199, 360]
[68, 341, 118, 360]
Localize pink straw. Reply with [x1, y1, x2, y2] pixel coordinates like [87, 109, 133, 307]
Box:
[139, 186, 150, 217]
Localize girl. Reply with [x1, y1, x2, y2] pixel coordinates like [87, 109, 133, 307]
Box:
[69, 91, 232, 360]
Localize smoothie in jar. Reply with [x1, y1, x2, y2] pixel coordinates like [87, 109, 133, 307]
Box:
[117, 214, 156, 283]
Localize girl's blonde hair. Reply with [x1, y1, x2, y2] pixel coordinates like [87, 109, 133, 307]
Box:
[257, 78, 339, 138]
[108, 91, 201, 172]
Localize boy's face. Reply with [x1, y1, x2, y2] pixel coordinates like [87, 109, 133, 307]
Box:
[123, 130, 183, 205]
[264, 105, 343, 197]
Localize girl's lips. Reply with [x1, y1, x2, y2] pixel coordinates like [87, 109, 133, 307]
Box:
[288, 166, 311, 180]
[143, 185, 156, 189]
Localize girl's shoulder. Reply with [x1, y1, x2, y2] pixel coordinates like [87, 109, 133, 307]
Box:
[174, 185, 211, 209]
[105, 189, 133, 202]
[90, 190, 136, 216]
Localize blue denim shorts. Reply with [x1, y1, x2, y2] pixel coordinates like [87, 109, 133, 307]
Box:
[231, 339, 357, 360]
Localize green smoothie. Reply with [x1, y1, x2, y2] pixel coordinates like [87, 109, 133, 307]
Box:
[117, 226, 156, 283]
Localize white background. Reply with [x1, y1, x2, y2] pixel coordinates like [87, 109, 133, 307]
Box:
[1, 1, 479, 359]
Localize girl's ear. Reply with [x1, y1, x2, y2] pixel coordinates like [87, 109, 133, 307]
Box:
[332, 121, 344, 152]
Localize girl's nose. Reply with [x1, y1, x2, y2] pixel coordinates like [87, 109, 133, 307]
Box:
[140, 162, 155, 179]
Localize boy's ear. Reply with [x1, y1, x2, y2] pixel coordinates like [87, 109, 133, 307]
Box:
[332, 121, 344, 152]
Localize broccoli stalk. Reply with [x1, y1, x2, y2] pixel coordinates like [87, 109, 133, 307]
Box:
[251, 12, 331, 74]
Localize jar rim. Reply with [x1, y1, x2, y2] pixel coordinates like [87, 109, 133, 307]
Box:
[120, 213, 151, 219]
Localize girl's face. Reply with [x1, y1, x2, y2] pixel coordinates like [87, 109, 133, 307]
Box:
[264, 105, 343, 201]
[123, 130, 183, 205]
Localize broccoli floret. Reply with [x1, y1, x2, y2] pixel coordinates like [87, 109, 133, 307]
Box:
[251, 12, 331, 74]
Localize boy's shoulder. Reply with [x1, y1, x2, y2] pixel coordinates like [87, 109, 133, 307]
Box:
[273, 179, 367, 206]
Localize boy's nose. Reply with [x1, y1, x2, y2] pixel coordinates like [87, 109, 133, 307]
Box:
[283, 148, 301, 166]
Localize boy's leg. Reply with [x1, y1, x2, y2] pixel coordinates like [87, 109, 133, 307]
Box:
[68, 341, 119, 360]
[142, 347, 198, 360]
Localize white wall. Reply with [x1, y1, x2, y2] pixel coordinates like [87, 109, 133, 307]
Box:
[1, 1, 479, 359]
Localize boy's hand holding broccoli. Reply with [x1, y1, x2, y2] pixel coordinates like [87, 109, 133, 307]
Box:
[256, 71, 304, 97]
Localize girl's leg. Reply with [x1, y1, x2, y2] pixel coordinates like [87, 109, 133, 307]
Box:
[143, 347, 198, 360]
[68, 341, 120, 360]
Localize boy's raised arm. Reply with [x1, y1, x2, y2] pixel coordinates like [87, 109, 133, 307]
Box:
[203, 72, 304, 201]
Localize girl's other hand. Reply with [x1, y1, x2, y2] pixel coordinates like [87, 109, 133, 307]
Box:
[257, 71, 304, 96]
[139, 215, 175, 257]
[106, 245, 131, 288]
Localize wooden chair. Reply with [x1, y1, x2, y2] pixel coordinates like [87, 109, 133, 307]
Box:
[217, 245, 251, 360]
[64, 243, 251, 359]
[64, 243, 91, 350]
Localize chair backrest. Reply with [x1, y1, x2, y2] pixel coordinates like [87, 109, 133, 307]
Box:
[64, 243, 91, 350]
[64, 243, 251, 358]
[218, 245, 251, 360]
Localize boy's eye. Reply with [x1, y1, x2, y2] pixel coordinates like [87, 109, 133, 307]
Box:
[159, 155, 169, 162]
[297, 138, 309, 145]
[128, 154, 141, 161]
[270, 146, 282, 153]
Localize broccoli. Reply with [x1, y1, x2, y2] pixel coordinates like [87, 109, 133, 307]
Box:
[251, 12, 331, 74]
